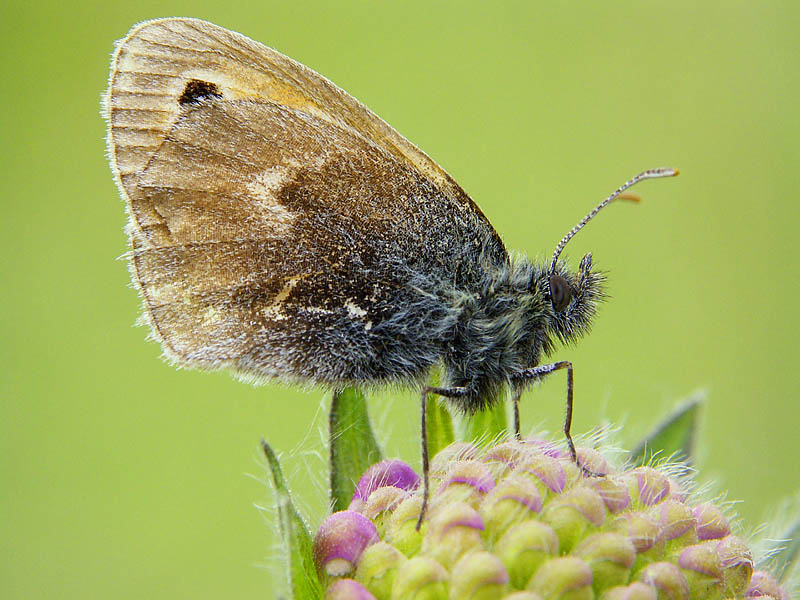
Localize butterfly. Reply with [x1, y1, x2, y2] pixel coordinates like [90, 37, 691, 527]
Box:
[104, 18, 677, 525]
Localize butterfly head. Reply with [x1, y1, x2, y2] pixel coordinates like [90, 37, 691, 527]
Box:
[544, 253, 605, 345]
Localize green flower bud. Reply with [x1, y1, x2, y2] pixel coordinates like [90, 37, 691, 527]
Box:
[575, 446, 611, 476]
[362, 486, 410, 537]
[517, 453, 567, 498]
[527, 556, 593, 600]
[610, 510, 661, 558]
[422, 501, 485, 568]
[573, 532, 636, 592]
[436, 460, 495, 507]
[430, 442, 480, 477]
[495, 520, 560, 589]
[355, 541, 407, 599]
[626, 468, 671, 508]
[542, 485, 605, 552]
[600, 582, 658, 600]
[449, 551, 509, 599]
[387, 495, 425, 556]
[391, 556, 449, 600]
[482, 441, 527, 479]
[652, 499, 696, 547]
[715, 535, 753, 597]
[638, 562, 689, 600]
[479, 474, 543, 540]
[677, 541, 724, 600]
[588, 476, 631, 514]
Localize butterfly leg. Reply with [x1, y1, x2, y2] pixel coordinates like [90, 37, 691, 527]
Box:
[417, 385, 468, 531]
[512, 361, 603, 477]
[511, 385, 522, 440]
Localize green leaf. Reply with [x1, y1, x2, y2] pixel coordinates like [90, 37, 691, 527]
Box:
[460, 401, 508, 445]
[261, 440, 322, 600]
[631, 393, 704, 467]
[329, 387, 383, 511]
[426, 395, 455, 459]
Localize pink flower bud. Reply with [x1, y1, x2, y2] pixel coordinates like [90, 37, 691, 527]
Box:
[693, 503, 731, 540]
[313, 510, 379, 576]
[325, 578, 376, 600]
[747, 570, 786, 599]
[627, 467, 671, 507]
[353, 460, 420, 503]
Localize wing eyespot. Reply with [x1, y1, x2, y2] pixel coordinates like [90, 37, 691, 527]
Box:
[178, 79, 222, 106]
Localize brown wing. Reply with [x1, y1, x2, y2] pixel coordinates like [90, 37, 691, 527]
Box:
[104, 18, 507, 382]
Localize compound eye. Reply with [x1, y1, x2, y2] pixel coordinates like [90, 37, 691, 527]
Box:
[549, 274, 572, 312]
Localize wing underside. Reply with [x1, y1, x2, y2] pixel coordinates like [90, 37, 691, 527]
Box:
[105, 18, 507, 382]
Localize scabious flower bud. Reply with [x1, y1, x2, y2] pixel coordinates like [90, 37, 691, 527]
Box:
[527, 556, 593, 599]
[436, 460, 495, 506]
[693, 503, 731, 541]
[601, 581, 658, 600]
[353, 460, 420, 504]
[386, 495, 425, 556]
[495, 520, 560, 589]
[390, 556, 448, 600]
[715, 535, 753, 597]
[479, 474, 542, 539]
[449, 551, 509, 600]
[626, 467, 671, 508]
[505, 593, 545, 600]
[517, 454, 567, 496]
[355, 541, 406, 599]
[573, 532, 636, 592]
[576, 446, 611, 475]
[589, 476, 631, 514]
[678, 541, 725, 599]
[430, 442, 480, 476]
[653, 499, 696, 545]
[305, 439, 787, 600]
[314, 510, 379, 576]
[482, 441, 527, 478]
[362, 486, 409, 536]
[639, 562, 689, 600]
[542, 485, 605, 552]
[422, 501, 484, 568]
[611, 510, 661, 556]
[326, 578, 377, 599]
[746, 570, 787, 599]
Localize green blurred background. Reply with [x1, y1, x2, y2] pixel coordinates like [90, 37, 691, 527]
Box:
[2, 1, 798, 598]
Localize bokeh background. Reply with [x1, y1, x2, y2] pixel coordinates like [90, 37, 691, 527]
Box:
[3, 1, 798, 598]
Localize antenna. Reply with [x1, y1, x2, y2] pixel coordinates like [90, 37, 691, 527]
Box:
[549, 167, 679, 275]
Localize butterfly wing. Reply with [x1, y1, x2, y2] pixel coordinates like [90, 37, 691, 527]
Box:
[104, 18, 507, 383]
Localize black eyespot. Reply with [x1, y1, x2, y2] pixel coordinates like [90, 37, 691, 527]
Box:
[179, 79, 222, 106]
[549, 274, 572, 312]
